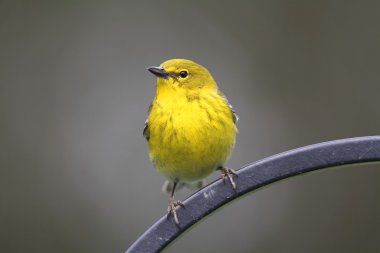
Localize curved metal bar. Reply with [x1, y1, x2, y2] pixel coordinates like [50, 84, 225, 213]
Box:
[126, 136, 380, 253]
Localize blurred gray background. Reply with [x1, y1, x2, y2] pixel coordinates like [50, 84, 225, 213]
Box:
[1, 1, 380, 252]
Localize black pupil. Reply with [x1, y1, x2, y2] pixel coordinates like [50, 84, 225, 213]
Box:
[180, 71, 188, 78]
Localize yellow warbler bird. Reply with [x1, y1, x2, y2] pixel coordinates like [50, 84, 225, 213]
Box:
[145, 59, 238, 224]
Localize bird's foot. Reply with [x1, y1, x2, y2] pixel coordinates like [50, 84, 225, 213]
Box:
[167, 197, 185, 225]
[221, 167, 237, 191]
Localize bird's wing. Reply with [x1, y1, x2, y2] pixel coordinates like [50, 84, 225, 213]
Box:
[143, 103, 153, 141]
[143, 119, 149, 141]
[229, 102, 239, 124]
[218, 91, 239, 124]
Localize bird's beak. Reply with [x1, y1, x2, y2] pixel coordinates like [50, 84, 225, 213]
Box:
[147, 66, 170, 78]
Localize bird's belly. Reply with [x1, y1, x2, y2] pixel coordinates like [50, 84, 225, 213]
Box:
[148, 112, 236, 183]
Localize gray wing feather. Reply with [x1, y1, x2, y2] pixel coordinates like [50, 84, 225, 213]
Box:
[217, 90, 238, 124]
[228, 102, 239, 124]
[143, 103, 153, 141]
[143, 119, 149, 141]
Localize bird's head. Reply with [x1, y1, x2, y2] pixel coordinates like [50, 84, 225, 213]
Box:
[147, 59, 217, 92]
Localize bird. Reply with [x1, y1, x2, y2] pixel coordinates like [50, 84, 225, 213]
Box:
[145, 59, 238, 225]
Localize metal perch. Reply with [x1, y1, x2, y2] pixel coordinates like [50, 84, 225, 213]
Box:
[126, 136, 380, 253]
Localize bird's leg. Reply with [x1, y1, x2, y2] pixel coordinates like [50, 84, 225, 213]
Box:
[166, 181, 185, 225]
[220, 167, 237, 191]
[167, 198, 184, 225]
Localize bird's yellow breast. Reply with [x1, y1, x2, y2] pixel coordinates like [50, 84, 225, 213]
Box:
[147, 85, 237, 183]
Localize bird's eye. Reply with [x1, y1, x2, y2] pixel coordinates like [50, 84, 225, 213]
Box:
[179, 71, 188, 78]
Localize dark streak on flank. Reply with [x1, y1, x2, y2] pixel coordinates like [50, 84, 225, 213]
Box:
[217, 118, 226, 127]
[198, 100, 213, 122]
[186, 94, 200, 102]
[168, 130, 177, 143]
[205, 110, 212, 122]
[159, 120, 168, 132]
[167, 115, 177, 142]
